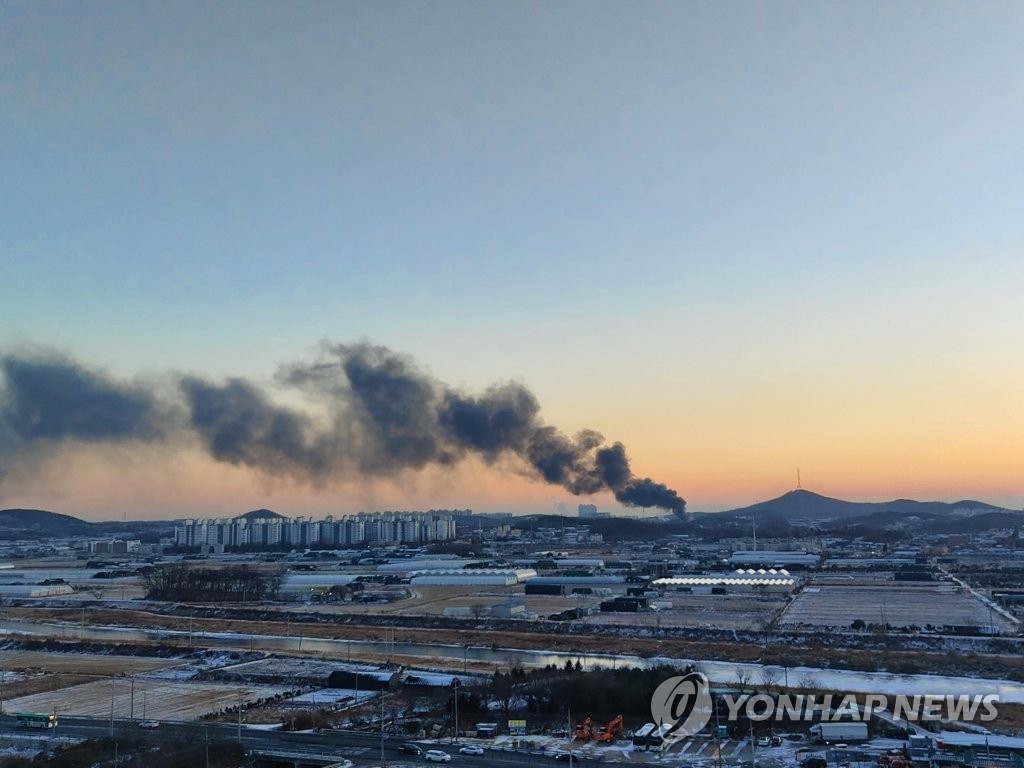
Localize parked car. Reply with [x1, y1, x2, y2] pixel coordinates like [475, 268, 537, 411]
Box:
[757, 737, 771, 747]
[802, 758, 827, 768]
[459, 745, 484, 755]
[138, 721, 160, 729]
[425, 750, 452, 762]
[771, 736, 783, 747]
[399, 744, 424, 755]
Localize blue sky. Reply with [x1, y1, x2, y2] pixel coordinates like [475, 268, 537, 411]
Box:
[2, 2, 1023, 518]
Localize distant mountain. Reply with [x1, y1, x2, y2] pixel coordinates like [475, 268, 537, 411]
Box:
[716, 489, 1008, 522]
[235, 508, 287, 520]
[822, 507, 1024, 536]
[0, 508, 95, 538]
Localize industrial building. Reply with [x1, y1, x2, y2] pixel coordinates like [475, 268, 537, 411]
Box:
[376, 558, 487, 573]
[408, 568, 537, 586]
[654, 568, 797, 593]
[728, 550, 820, 568]
[526, 574, 626, 587]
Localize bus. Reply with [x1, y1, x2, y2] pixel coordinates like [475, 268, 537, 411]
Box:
[632, 723, 655, 748]
[16, 712, 58, 729]
[646, 724, 672, 750]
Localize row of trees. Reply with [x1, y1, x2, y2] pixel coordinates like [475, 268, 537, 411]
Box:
[482, 663, 697, 719]
[142, 563, 282, 602]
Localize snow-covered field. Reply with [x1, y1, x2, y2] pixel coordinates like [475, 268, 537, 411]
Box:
[278, 687, 378, 709]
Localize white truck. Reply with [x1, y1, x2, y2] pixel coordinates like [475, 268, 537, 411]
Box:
[809, 722, 868, 743]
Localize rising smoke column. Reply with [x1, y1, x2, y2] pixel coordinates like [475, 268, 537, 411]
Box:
[1, 343, 686, 517]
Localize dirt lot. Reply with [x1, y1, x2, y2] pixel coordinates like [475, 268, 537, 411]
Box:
[0, 650, 177, 676]
[5, 677, 288, 720]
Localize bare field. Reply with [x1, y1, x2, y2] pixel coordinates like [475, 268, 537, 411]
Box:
[6, 678, 288, 721]
[0, 651, 177, 676]
[781, 584, 1011, 630]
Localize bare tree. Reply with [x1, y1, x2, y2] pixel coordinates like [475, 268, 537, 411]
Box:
[798, 674, 822, 692]
[759, 668, 780, 695]
[734, 668, 751, 692]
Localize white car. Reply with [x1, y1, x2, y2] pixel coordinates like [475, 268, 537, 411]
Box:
[459, 745, 484, 755]
[425, 750, 452, 762]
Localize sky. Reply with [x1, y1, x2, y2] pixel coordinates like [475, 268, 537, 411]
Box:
[2, 1, 1023, 521]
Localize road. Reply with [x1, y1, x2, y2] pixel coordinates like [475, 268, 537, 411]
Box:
[0, 716, 618, 767]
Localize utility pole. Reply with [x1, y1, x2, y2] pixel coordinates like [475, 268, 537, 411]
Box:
[452, 679, 460, 744]
[237, 692, 243, 743]
[714, 696, 723, 768]
[130, 674, 135, 721]
[109, 678, 115, 737]
[567, 707, 572, 768]
[380, 692, 388, 768]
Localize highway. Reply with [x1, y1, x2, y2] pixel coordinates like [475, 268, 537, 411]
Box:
[0, 716, 604, 768]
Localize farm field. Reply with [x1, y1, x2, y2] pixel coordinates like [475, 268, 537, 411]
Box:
[0, 651, 177, 676]
[781, 584, 1010, 630]
[5, 678, 288, 721]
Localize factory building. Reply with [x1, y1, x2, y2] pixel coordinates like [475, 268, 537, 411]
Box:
[409, 568, 537, 586]
[654, 568, 797, 593]
[728, 550, 820, 568]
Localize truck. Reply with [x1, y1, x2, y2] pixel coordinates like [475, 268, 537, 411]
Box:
[809, 723, 868, 743]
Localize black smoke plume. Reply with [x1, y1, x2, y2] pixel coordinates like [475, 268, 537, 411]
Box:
[1, 343, 686, 517]
[0, 354, 165, 477]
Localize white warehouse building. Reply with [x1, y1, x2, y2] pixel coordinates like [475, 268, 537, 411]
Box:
[655, 568, 797, 592]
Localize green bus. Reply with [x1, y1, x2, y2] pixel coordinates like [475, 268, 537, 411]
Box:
[16, 712, 58, 729]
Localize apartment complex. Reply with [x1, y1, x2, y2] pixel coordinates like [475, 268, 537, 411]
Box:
[174, 511, 458, 549]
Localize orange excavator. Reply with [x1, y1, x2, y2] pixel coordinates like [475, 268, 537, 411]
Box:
[574, 717, 593, 741]
[596, 715, 624, 743]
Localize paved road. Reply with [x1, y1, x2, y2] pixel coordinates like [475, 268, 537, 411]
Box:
[0, 716, 597, 767]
